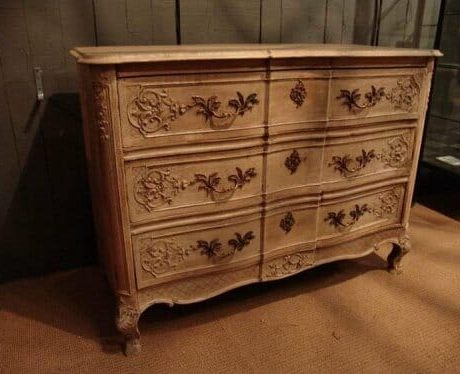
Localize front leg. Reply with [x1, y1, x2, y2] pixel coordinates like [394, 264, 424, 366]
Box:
[387, 235, 411, 274]
[115, 298, 141, 356]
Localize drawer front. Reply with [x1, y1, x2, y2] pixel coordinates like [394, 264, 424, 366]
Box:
[318, 184, 405, 239]
[322, 128, 414, 183]
[133, 215, 261, 288]
[269, 71, 329, 128]
[266, 140, 324, 194]
[264, 202, 318, 255]
[126, 152, 263, 224]
[118, 72, 266, 149]
[330, 69, 425, 122]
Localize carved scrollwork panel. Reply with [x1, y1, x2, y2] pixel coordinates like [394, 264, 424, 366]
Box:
[264, 251, 315, 278]
[324, 187, 403, 231]
[328, 134, 412, 177]
[133, 166, 257, 211]
[336, 75, 421, 113]
[127, 87, 259, 136]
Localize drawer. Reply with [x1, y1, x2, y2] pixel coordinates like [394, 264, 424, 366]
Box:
[330, 68, 425, 122]
[133, 213, 261, 288]
[118, 72, 266, 149]
[264, 198, 318, 256]
[126, 149, 263, 224]
[269, 70, 329, 131]
[322, 127, 415, 184]
[266, 137, 324, 195]
[318, 183, 405, 240]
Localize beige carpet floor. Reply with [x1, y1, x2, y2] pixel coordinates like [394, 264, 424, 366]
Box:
[1, 203, 459, 373]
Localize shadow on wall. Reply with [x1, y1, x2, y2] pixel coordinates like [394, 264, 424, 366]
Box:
[0, 93, 96, 283]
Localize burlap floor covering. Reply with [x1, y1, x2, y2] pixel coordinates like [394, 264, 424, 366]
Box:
[1, 203, 459, 373]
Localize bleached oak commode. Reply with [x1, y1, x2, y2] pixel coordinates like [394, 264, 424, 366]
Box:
[71, 44, 441, 355]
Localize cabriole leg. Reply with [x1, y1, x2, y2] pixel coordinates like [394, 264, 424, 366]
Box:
[115, 299, 141, 356]
[387, 235, 411, 274]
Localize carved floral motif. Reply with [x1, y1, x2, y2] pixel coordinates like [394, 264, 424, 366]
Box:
[134, 166, 257, 211]
[265, 251, 315, 278]
[280, 212, 295, 233]
[386, 76, 420, 112]
[134, 169, 190, 211]
[328, 134, 411, 177]
[140, 238, 191, 277]
[324, 187, 403, 231]
[284, 150, 302, 174]
[116, 301, 139, 331]
[336, 75, 420, 113]
[290, 80, 306, 107]
[139, 231, 255, 277]
[93, 82, 110, 141]
[127, 88, 259, 136]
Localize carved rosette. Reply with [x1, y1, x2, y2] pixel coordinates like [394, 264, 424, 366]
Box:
[386, 76, 420, 112]
[264, 251, 315, 278]
[372, 187, 402, 218]
[284, 150, 302, 174]
[127, 87, 259, 136]
[290, 80, 306, 107]
[377, 135, 411, 168]
[93, 82, 110, 141]
[336, 75, 421, 113]
[139, 238, 191, 277]
[280, 212, 295, 233]
[134, 168, 190, 211]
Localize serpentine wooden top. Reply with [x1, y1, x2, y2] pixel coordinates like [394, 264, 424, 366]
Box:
[70, 44, 442, 64]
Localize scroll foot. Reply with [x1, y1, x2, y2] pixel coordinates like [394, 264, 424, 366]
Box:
[115, 298, 141, 356]
[387, 235, 411, 274]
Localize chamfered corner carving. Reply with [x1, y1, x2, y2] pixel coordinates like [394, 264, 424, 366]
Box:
[127, 87, 259, 136]
[328, 134, 412, 177]
[324, 187, 403, 231]
[264, 251, 315, 278]
[336, 75, 421, 113]
[290, 80, 307, 108]
[133, 166, 257, 211]
[280, 212, 295, 233]
[93, 82, 111, 141]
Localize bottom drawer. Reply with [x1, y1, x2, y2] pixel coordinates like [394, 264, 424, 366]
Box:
[318, 183, 406, 240]
[133, 213, 261, 289]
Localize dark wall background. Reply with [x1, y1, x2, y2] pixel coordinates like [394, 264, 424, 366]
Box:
[0, 0, 441, 282]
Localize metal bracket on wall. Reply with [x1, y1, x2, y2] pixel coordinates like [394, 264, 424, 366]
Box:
[33, 67, 44, 102]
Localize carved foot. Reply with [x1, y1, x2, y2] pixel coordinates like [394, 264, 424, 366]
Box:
[387, 235, 411, 274]
[115, 299, 141, 356]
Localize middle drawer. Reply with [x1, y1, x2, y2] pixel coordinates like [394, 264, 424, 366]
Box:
[125, 149, 264, 224]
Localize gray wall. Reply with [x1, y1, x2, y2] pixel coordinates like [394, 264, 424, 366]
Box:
[0, 0, 441, 282]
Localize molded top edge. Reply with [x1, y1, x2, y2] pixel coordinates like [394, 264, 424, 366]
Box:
[70, 44, 442, 64]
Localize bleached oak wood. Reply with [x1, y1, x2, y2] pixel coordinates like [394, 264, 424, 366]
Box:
[72, 44, 439, 355]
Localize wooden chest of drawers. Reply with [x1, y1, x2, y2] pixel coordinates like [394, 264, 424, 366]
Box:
[71, 44, 440, 355]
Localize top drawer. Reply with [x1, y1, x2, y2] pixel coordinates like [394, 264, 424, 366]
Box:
[118, 72, 266, 150]
[330, 68, 426, 124]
